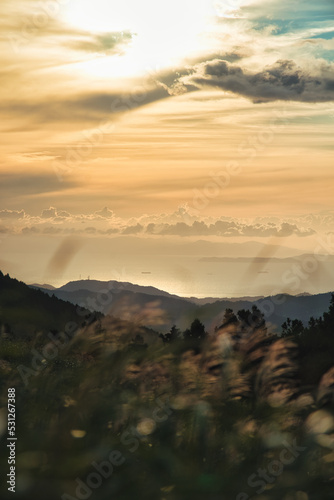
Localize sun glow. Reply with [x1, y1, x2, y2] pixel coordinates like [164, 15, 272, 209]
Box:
[63, 0, 215, 77]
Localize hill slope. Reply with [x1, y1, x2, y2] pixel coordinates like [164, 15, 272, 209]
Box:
[31, 279, 333, 333]
[0, 271, 98, 338]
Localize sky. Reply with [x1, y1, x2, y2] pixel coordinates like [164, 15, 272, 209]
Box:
[0, 0, 334, 295]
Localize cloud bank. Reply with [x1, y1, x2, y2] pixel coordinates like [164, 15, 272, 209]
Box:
[0, 206, 317, 238]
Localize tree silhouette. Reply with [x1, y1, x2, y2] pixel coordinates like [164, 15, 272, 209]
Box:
[322, 292, 334, 332]
[219, 308, 238, 328]
[237, 305, 266, 333]
[162, 325, 181, 343]
[281, 318, 304, 337]
[184, 318, 206, 342]
[281, 292, 334, 386]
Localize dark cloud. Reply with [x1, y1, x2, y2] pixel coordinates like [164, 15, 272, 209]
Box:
[178, 58, 334, 103]
[0, 86, 171, 124]
[77, 86, 170, 115]
[4, 56, 331, 126]
[9, 48, 327, 126]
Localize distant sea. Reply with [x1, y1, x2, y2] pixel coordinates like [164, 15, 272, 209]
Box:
[75, 255, 334, 299]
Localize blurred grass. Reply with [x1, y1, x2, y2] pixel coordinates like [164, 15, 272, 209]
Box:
[0, 282, 334, 499]
[0, 329, 333, 500]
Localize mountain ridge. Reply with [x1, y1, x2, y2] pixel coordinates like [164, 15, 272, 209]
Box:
[30, 278, 333, 334]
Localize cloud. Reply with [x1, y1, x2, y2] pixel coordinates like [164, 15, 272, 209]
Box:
[95, 207, 114, 218]
[66, 31, 134, 54]
[85, 227, 97, 234]
[1, 0, 333, 133]
[0, 86, 171, 124]
[21, 226, 40, 234]
[0, 172, 79, 200]
[177, 58, 334, 103]
[242, 0, 334, 25]
[42, 226, 63, 234]
[122, 224, 144, 235]
[1, 1, 134, 54]
[144, 220, 315, 237]
[57, 210, 71, 217]
[0, 209, 25, 219]
[11, 152, 61, 163]
[0, 205, 316, 239]
[41, 207, 57, 218]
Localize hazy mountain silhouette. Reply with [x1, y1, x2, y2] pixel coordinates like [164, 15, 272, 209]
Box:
[0, 272, 160, 345]
[31, 278, 333, 333]
[59, 279, 183, 299]
[29, 283, 56, 290]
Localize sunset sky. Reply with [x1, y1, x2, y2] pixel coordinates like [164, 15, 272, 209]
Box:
[1, 0, 334, 294]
